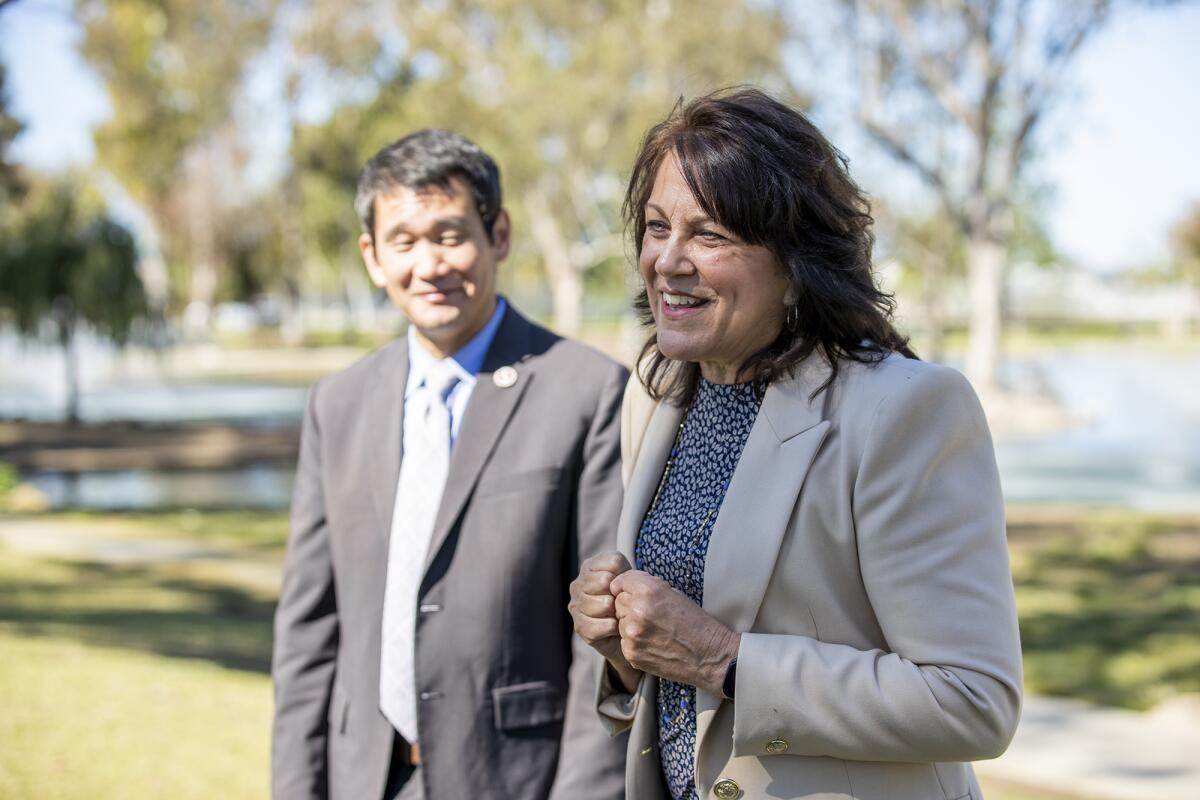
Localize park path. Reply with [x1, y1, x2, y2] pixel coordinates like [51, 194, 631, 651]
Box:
[975, 694, 1200, 799]
[2, 516, 1198, 799]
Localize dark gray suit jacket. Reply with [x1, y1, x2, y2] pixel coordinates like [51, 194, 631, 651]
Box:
[272, 305, 628, 799]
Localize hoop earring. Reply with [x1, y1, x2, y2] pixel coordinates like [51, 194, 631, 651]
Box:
[785, 304, 799, 333]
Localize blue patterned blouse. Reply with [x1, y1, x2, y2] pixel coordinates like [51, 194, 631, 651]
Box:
[634, 378, 761, 800]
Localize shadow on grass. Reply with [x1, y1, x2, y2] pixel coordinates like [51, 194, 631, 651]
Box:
[1009, 514, 1200, 709]
[0, 557, 276, 673]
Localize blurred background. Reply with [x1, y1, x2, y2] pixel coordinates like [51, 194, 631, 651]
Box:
[0, 0, 1197, 798]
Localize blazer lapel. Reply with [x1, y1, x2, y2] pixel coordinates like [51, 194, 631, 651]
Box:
[694, 360, 833, 749]
[701, 381, 830, 632]
[368, 340, 410, 541]
[423, 307, 533, 571]
[616, 400, 685, 559]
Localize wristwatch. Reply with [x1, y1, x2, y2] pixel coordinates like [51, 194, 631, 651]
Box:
[721, 657, 737, 700]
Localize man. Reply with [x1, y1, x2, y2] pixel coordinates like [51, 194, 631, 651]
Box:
[271, 129, 628, 800]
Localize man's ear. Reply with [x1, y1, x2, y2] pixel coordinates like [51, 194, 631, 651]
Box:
[360, 233, 387, 288]
[490, 209, 512, 261]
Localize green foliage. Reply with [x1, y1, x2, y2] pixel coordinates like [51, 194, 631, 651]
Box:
[0, 461, 18, 496]
[69, 0, 800, 321]
[0, 63, 24, 205]
[77, 0, 277, 204]
[0, 174, 147, 344]
[76, 0, 280, 310]
[285, 0, 795, 323]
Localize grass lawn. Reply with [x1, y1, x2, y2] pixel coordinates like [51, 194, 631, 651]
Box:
[1008, 508, 1200, 709]
[0, 633, 271, 800]
[0, 532, 276, 799]
[1, 507, 1195, 799]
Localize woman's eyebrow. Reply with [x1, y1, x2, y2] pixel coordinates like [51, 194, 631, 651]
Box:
[645, 202, 714, 227]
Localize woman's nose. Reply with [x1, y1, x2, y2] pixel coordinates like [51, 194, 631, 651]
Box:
[654, 238, 695, 277]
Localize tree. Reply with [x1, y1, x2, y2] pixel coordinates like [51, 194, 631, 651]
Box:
[877, 204, 966, 362]
[1166, 202, 1200, 335]
[289, 0, 796, 335]
[0, 176, 147, 422]
[849, 0, 1126, 392]
[1170, 204, 1200, 287]
[76, 0, 278, 323]
[0, 62, 24, 206]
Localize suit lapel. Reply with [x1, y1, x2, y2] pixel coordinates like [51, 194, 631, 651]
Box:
[694, 359, 833, 746]
[616, 400, 684, 559]
[368, 340, 410, 541]
[700, 379, 830, 632]
[422, 307, 534, 571]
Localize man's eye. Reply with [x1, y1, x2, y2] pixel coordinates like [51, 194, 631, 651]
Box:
[393, 240, 415, 251]
[441, 234, 464, 246]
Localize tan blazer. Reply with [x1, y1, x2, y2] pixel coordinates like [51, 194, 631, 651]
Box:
[599, 353, 1022, 800]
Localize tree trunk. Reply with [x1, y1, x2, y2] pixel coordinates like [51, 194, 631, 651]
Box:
[920, 251, 947, 363]
[964, 233, 1005, 395]
[279, 76, 309, 346]
[56, 304, 80, 425]
[184, 143, 219, 337]
[279, 276, 306, 346]
[342, 255, 376, 335]
[523, 188, 583, 336]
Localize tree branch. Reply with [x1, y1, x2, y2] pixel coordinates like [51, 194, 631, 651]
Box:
[877, 0, 973, 127]
[1005, 2, 1110, 184]
[861, 115, 971, 234]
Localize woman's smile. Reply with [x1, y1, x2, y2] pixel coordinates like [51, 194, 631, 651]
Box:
[640, 153, 792, 384]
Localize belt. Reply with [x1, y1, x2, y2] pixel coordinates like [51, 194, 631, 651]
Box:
[393, 737, 421, 766]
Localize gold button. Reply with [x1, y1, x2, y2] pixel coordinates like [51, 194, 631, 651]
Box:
[765, 737, 789, 754]
[713, 779, 740, 799]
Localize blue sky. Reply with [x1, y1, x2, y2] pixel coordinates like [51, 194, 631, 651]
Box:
[2, 0, 1198, 273]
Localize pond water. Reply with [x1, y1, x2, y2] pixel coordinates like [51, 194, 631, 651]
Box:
[4, 346, 1198, 513]
[995, 349, 1200, 513]
[25, 465, 295, 511]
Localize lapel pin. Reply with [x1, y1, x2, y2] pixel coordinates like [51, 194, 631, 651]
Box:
[493, 366, 518, 388]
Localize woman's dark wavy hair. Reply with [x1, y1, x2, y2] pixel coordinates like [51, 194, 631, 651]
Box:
[627, 87, 915, 405]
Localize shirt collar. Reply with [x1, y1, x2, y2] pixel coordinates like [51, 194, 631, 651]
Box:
[405, 297, 508, 398]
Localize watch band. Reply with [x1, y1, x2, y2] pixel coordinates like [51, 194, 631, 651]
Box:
[721, 657, 738, 700]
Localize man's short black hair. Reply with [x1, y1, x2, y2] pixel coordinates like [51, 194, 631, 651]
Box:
[355, 129, 503, 242]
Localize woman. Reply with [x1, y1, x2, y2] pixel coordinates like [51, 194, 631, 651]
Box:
[568, 88, 1022, 800]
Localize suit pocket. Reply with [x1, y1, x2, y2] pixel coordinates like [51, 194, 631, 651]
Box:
[491, 681, 566, 731]
[474, 467, 562, 500]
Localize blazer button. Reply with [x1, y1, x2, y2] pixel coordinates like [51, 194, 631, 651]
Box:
[765, 738, 789, 754]
[713, 778, 740, 799]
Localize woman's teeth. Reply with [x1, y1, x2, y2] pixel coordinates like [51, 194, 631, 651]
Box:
[663, 293, 703, 308]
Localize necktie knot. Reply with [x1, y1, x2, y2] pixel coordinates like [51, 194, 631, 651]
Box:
[424, 363, 460, 404]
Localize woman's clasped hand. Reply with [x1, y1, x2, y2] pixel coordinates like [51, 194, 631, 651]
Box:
[570, 552, 740, 698]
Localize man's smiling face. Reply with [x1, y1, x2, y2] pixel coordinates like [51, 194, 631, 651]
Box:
[360, 177, 510, 358]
